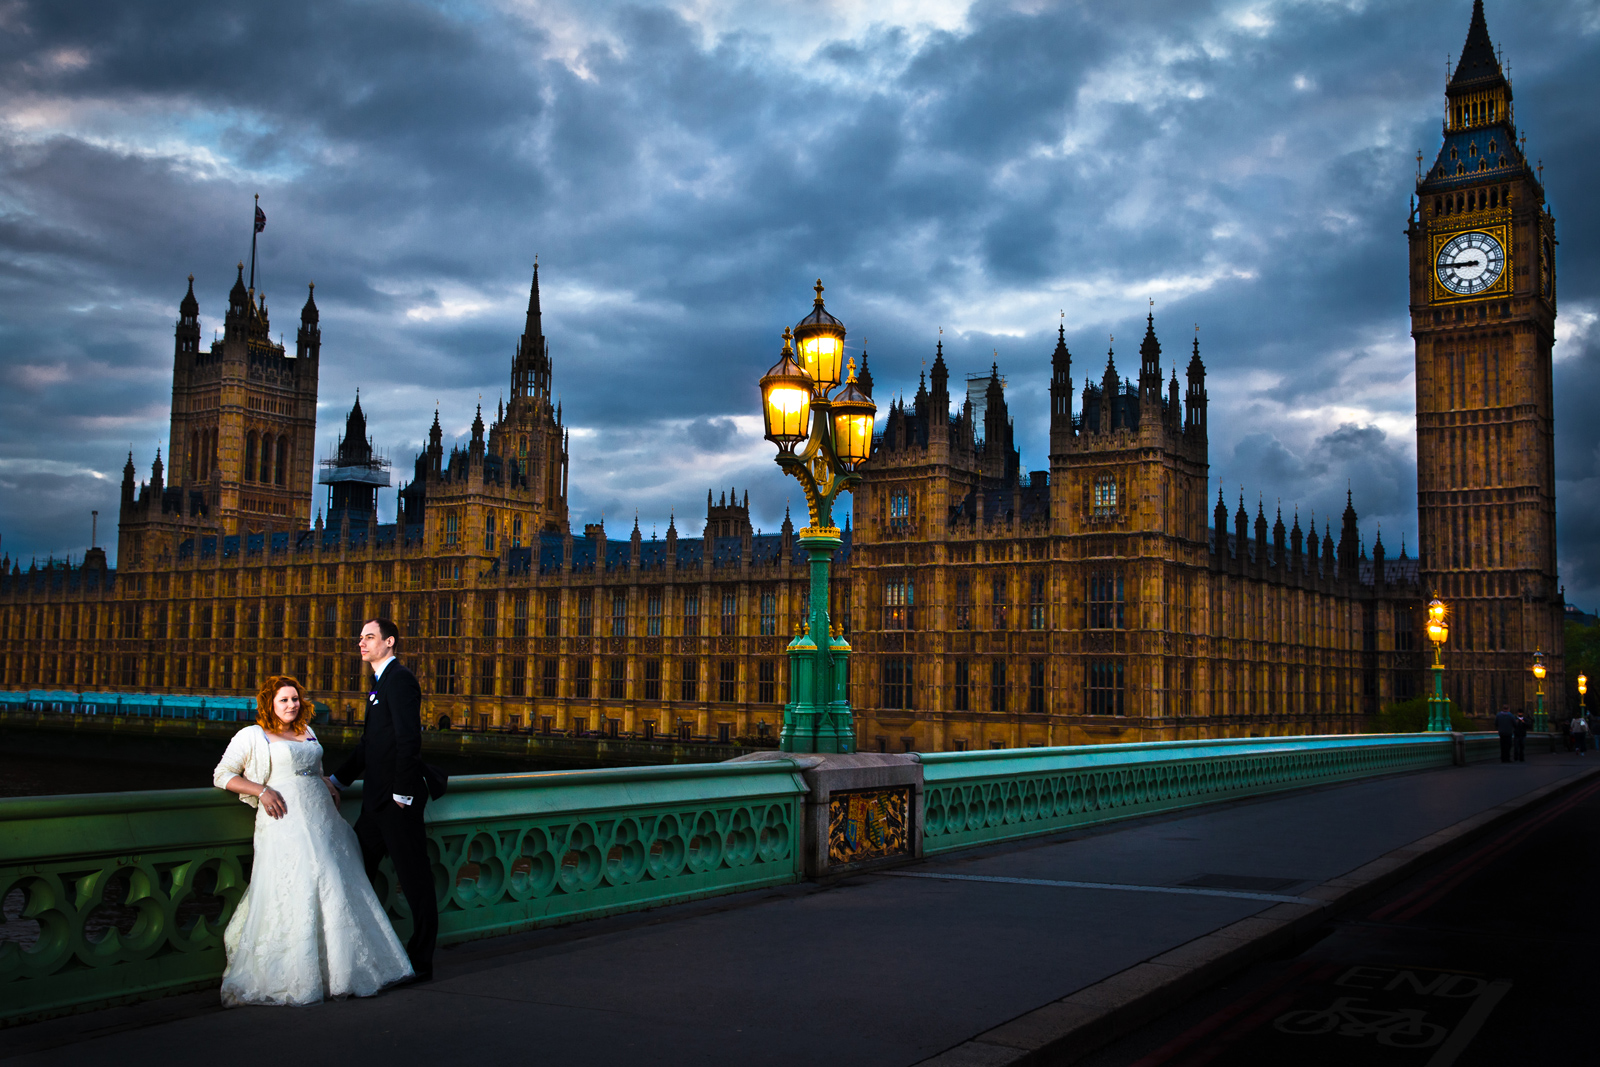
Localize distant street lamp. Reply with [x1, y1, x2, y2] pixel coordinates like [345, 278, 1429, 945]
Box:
[1579, 673, 1588, 720]
[759, 281, 877, 753]
[1425, 595, 1451, 732]
[1531, 649, 1548, 732]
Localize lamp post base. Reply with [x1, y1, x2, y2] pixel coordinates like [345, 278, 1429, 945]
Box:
[778, 533, 855, 755]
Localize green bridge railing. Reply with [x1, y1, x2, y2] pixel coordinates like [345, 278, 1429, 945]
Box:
[0, 731, 1542, 1027]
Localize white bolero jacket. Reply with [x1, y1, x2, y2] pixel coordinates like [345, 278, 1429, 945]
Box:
[213, 724, 316, 808]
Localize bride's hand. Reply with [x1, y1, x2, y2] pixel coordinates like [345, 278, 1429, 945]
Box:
[324, 777, 341, 805]
[259, 786, 287, 819]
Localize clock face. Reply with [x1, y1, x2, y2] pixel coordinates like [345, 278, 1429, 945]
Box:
[1436, 231, 1505, 296]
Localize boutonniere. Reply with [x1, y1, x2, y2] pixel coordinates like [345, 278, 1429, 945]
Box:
[368, 692, 379, 704]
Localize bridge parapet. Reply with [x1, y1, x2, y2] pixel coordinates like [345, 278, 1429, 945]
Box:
[0, 732, 1546, 1028]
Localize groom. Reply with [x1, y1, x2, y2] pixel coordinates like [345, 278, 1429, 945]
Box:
[331, 618, 438, 982]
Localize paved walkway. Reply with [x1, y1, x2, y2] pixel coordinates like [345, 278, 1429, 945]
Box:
[7, 754, 1595, 1067]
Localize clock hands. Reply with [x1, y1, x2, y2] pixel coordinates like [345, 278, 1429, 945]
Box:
[1446, 258, 1482, 269]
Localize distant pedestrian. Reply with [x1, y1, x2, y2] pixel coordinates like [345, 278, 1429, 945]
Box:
[1496, 706, 1516, 763]
[1561, 718, 1573, 752]
[1574, 716, 1591, 756]
[1514, 710, 1530, 762]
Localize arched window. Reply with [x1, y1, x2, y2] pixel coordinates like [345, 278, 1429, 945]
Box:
[189, 431, 200, 480]
[244, 433, 256, 482]
[275, 437, 288, 486]
[260, 435, 274, 482]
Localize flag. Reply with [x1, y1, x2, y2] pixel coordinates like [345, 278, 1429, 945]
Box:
[255, 205, 266, 233]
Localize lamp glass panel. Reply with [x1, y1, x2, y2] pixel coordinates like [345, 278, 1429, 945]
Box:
[1533, 663, 1546, 680]
[801, 335, 842, 388]
[833, 412, 874, 465]
[765, 385, 811, 441]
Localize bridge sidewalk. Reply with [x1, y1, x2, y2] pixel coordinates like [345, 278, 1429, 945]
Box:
[6, 753, 1595, 1067]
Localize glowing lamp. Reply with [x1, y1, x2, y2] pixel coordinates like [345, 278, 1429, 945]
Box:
[829, 359, 877, 469]
[1426, 618, 1448, 646]
[1532, 649, 1546, 682]
[1426, 596, 1446, 625]
[792, 279, 846, 395]
[1579, 674, 1588, 697]
[759, 329, 812, 450]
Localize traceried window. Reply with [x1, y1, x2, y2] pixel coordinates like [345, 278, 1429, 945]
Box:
[759, 590, 777, 636]
[611, 593, 627, 637]
[953, 659, 970, 711]
[577, 593, 592, 636]
[444, 510, 459, 546]
[718, 660, 736, 702]
[1028, 573, 1046, 630]
[882, 658, 912, 709]
[1092, 474, 1118, 520]
[480, 596, 498, 637]
[1086, 658, 1124, 715]
[955, 578, 972, 631]
[883, 580, 914, 630]
[989, 658, 1006, 713]
[1088, 572, 1124, 629]
[644, 659, 662, 701]
[1028, 659, 1046, 714]
[683, 592, 700, 637]
[758, 660, 776, 704]
[991, 577, 1008, 631]
[544, 593, 559, 636]
[513, 594, 529, 637]
[889, 488, 911, 530]
[647, 592, 663, 636]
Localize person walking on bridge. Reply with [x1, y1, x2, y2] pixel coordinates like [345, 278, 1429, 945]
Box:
[1496, 706, 1516, 763]
[1514, 709, 1530, 762]
[1573, 714, 1590, 756]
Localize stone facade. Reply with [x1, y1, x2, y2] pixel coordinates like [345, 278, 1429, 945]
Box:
[0, 3, 1563, 744]
[1408, 0, 1565, 714]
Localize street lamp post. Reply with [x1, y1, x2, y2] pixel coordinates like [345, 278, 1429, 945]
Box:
[759, 281, 877, 754]
[1425, 595, 1450, 732]
[1579, 673, 1588, 720]
[1531, 648, 1548, 732]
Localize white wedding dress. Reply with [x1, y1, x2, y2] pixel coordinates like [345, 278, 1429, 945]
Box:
[220, 732, 414, 1006]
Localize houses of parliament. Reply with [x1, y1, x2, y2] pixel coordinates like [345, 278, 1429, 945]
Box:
[0, 2, 1567, 747]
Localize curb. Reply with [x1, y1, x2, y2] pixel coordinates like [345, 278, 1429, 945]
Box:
[915, 761, 1600, 1067]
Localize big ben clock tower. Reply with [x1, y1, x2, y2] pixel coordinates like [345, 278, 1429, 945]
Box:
[1410, 0, 1562, 719]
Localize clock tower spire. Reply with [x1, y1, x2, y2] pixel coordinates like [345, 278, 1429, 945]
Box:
[1409, 0, 1561, 719]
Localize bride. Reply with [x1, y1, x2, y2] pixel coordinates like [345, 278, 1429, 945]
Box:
[212, 675, 414, 1006]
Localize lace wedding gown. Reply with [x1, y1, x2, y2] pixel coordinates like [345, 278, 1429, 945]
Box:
[221, 733, 414, 1006]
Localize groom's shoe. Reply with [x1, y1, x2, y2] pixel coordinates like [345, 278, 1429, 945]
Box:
[400, 966, 433, 986]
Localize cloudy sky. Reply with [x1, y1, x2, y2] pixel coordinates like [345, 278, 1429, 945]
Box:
[2, 0, 1597, 601]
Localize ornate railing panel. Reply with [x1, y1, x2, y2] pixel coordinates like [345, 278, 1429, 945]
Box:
[919, 734, 1458, 855]
[0, 761, 806, 1026]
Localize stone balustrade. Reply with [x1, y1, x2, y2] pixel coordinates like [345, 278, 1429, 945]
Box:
[0, 731, 1544, 1027]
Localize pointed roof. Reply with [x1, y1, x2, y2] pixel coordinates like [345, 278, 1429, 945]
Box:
[523, 260, 543, 343]
[1450, 0, 1503, 90]
[301, 281, 318, 323]
[857, 350, 874, 398]
[180, 274, 198, 316]
[345, 392, 366, 442]
[1139, 311, 1161, 367]
[795, 279, 843, 331]
[229, 262, 248, 304]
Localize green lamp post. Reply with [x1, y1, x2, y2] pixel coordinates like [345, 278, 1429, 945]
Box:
[1531, 648, 1548, 732]
[1425, 594, 1451, 732]
[759, 281, 877, 754]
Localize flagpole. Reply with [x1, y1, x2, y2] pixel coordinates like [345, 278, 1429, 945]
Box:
[249, 193, 259, 292]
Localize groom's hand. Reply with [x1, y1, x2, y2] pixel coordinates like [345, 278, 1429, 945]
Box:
[259, 786, 287, 819]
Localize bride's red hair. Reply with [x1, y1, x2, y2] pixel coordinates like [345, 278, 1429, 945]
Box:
[255, 675, 315, 734]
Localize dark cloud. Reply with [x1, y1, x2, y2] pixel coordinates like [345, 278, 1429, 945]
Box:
[0, 0, 1596, 603]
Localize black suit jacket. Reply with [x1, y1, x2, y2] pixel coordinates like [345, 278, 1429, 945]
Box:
[335, 659, 426, 811]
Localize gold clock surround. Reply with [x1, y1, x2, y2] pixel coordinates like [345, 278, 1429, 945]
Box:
[1428, 220, 1512, 304]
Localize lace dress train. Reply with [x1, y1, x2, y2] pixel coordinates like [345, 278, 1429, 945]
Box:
[220, 735, 413, 1006]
